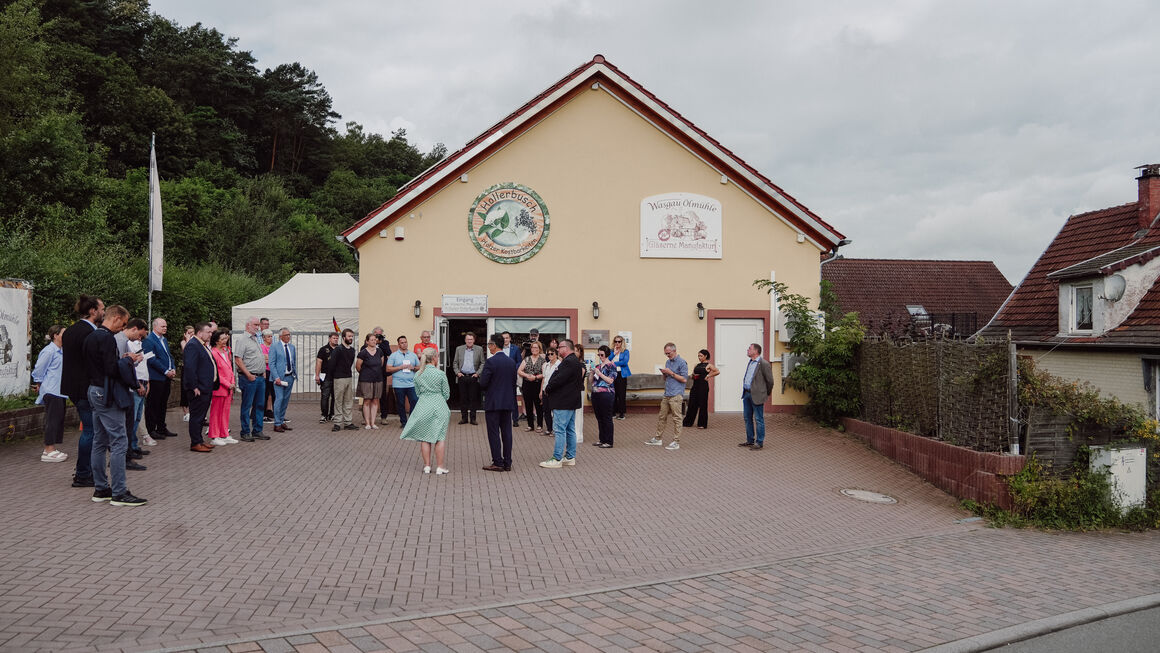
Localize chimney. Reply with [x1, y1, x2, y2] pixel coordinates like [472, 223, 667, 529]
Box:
[1138, 163, 1160, 229]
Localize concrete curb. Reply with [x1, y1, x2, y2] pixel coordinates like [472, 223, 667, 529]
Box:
[919, 592, 1160, 652]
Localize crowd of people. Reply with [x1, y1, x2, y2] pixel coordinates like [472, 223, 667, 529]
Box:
[30, 294, 780, 504]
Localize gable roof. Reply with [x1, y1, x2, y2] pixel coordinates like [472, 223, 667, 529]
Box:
[341, 55, 844, 249]
[981, 191, 1160, 346]
[821, 258, 1012, 335]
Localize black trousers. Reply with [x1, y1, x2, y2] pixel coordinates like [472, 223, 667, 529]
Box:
[144, 376, 171, 434]
[458, 375, 480, 420]
[42, 394, 66, 446]
[188, 391, 211, 446]
[542, 394, 553, 433]
[522, 380, 542, 427]
[683, 382, 709, 428]
[264, 372, 275, 416]
[593, 391, 615, 444]
[613, 375, 628, 417]
[319, 379, 334, 419]
[485, 410, 513, 467]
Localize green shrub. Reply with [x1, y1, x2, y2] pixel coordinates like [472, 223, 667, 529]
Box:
[753, 279, 864, 426]
[966, 456, 1159, 531]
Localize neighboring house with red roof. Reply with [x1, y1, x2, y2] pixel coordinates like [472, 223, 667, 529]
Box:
[981, 164, 1160, 416]
[822, 258, 1012, 338]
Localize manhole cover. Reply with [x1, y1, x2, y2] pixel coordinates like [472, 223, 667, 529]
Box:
[839, 488, 897, 504]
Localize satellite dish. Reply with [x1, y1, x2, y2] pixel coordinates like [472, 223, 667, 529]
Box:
[1103, 274, 1126, 302]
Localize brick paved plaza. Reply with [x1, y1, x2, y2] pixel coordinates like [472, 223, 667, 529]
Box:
[1, 401, 1157, 652]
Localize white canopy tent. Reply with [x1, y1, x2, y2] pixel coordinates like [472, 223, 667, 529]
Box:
[232, 273, 359, 397]
[231, 272, 358, 334]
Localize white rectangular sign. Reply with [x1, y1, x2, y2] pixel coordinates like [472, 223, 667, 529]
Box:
[442, 294, 488, 314]
[0, 283, 32, 397]
[640, 192, 723, 259]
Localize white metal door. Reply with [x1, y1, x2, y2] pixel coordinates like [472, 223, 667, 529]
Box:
[714, 318, 764, 412]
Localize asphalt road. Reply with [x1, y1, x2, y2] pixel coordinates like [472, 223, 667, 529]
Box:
[989, 606, 1160, 652]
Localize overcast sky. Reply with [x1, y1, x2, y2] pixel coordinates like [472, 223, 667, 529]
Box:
[150, 0, 1160, 283]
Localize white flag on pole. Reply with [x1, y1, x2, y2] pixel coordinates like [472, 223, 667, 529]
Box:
[148, 136, 164, 291]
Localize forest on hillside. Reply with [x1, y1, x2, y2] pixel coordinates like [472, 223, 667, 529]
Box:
[0, 0, 445, 337]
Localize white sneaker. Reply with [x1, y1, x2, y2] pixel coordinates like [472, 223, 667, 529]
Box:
[212, 437, 229, 446]
[41, 450, 68, 462]
[423, 466, 431, 474]
[365, 425, 372, 430]
[539, 458, 563, 469]
[142, 434, 158, 446]
[645, 437, 663, 446]
[221, 436, 240, 444]
[561, 457, 575, 466]
[665, 441, 680, 451]
[435, 467, 450, 475]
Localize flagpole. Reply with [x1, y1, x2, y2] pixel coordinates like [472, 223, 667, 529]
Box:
[147, 133, 155, 325]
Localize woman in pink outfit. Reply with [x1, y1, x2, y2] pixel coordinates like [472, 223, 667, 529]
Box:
[208, 330, 238, 445]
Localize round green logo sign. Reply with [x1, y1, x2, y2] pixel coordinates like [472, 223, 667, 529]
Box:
[468, 183, 550, 264]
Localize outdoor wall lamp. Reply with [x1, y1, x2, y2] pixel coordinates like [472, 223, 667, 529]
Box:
[697, 302, 705, 320]
[592, 301, 600, 319]
[413, 300, 421, 318]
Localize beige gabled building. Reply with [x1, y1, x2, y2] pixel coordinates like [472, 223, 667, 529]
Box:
[342, 55, 846, 413]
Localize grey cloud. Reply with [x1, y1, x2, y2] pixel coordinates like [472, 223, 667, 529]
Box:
[149, 0, 1160, 282]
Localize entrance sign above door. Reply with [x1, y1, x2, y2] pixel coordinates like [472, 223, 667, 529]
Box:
[442, 294, 488, 314]
[640, 192, 722, 259]
[468, 182, 551, 264]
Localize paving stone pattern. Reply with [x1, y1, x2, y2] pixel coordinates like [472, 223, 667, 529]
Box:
[0, 402, 1155, 652]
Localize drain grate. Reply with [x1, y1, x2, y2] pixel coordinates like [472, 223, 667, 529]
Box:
[839, 488, 898, 504]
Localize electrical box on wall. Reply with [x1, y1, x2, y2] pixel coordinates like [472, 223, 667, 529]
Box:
[1089, 446, 1148, 512]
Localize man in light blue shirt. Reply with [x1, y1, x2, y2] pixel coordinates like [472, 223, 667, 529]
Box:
[740, 343, 775, 450]
[386, 335, 421, 428]
[646, 342, 687, 451]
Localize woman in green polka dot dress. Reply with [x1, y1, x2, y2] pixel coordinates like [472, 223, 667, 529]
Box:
[400, 348, 452, 474]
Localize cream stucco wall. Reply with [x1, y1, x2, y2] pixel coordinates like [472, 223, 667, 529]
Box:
[356, 88, 824, 406]
[1023, 348, 1151, 409]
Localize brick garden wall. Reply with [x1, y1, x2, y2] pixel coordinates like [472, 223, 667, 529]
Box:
[842, 417, 1026, 510]
[1, 405, 80, 444]
[1, 373, 183, 444]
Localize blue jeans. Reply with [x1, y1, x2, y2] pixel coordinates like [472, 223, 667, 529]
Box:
[395, 386, 418, 427]
[128, 393, 145, 451]
[273, 377, 294, 425]
[72, 397, 95, 481]
[88, 386, 128, 496]
[742, 390, 765, 445]
[238, 374, 266, 435]
[552, 408, 577, 461]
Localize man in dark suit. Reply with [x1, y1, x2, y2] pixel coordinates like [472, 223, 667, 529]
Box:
[479, 334, 517, 471]
[540, 338, 584, 468]
[501, 331, 522, 428]
[182, 322, 216, 452]
[84, 304, 146, 506]
[61, 294, 103, 487]
[453, 332, 485, 425]
[142, 317, 177, 440]
[740, 342, 776, 450]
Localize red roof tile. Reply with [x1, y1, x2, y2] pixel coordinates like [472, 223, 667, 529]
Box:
[822, 258, 1012, 336]
[982, 193, 1160, 346]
